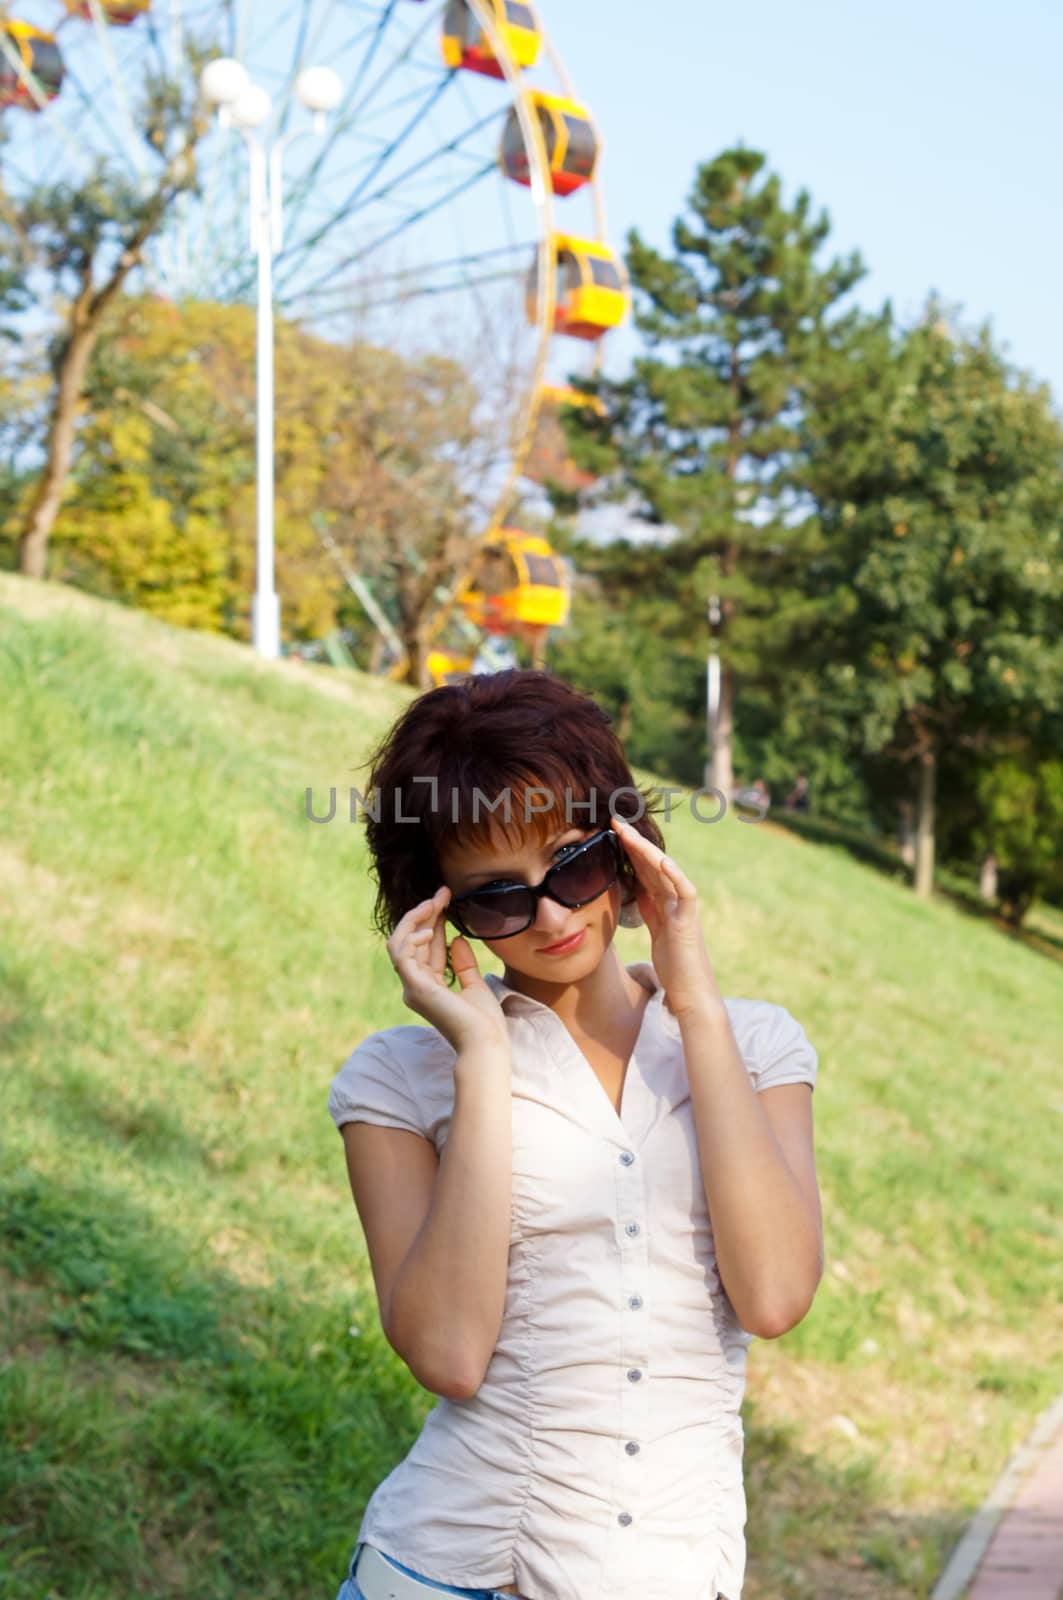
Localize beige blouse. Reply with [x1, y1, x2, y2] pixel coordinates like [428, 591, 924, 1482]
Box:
[327, 960, 819, 1600]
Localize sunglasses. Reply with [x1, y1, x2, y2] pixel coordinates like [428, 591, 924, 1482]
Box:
[446, 827, 624, 941]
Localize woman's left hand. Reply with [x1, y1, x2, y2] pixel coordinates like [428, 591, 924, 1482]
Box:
[610, 816, 724, 1021]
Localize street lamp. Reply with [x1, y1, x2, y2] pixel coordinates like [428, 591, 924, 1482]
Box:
[704, 592, 721, 792]
[200, 57, 344, 660]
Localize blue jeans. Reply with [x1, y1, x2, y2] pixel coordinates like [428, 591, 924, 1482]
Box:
[334, 1540, 519, 1600]
[334, 1540, 727, 1599]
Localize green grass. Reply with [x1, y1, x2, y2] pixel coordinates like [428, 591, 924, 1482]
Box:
[1, 571, 1061, 1600]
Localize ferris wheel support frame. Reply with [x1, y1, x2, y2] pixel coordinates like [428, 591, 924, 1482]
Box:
[418, 0, 558, 675]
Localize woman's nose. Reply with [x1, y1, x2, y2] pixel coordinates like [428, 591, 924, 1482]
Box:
[533, 893, 571, 932]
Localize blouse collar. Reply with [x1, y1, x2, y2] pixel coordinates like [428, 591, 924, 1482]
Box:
[483, 959, 683, 1041]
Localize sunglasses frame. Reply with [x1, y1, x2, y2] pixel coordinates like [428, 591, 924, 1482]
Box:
[446, 826, 624, 941]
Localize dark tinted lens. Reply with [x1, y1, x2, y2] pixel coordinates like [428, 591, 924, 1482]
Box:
[452, 886, 534, 939]
[548, 832, 618, 905]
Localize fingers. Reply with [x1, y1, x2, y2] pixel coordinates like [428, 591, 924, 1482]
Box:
[387, 886, 481, 990]
[387, 886, 450, 966]
[610, 817, 696, 901]
[449, 933, 482, 988]
[429, 888, 450, 969]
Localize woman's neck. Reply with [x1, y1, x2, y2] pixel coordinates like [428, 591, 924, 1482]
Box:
[501, 945, 648, 1033]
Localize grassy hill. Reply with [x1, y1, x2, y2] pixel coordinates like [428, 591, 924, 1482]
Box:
[1, 571, 1060, 1600]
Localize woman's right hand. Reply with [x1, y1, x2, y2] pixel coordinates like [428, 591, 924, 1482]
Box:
[386, 886, 510, 1057]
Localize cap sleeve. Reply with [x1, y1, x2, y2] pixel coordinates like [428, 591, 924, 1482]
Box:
[327, 1030, 426, 1137]
[749, 1003, 818, 1093]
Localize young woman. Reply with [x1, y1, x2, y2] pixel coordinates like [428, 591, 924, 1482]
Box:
[328, 669, 823, 1600]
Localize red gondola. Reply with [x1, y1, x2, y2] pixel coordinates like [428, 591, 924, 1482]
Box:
[0, 22, 64, 110]
[501, 91, 598, 196]
[64, 0, 151, 23]
[442, 0, 540, 80]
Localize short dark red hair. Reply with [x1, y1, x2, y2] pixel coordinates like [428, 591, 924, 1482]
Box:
[358, 669, 666, 963]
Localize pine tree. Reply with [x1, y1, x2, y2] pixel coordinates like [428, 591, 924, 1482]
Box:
[564, 145, 865, 800]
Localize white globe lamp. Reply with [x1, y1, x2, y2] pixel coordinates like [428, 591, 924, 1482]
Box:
[200, 57, 250, 109]
[296, 66, 343, 115]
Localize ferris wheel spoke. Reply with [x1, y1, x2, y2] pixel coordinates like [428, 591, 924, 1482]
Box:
[85, 0, 149, 183]
[275, 0, 346, 136]
[310, 263, 524, 311]
[344, 102, 502, 219]
[345, 71, 453, 130]
[49, 54, 141, 177]
[0, 35, 88, 172]
[344, 240, 534, 287]
[271, 23, 399, 194]
[340, 0, 400, 110]
[142, 7, 177, 86]
[274, 69, 453, 287]
[343, 0, 444, 133]
[289, 156, 495, 303]
[234, 0, 256, 61]
[273, 0, 421, 254]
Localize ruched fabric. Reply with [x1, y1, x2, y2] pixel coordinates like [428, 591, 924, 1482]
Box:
[328, 962, 818, 1600]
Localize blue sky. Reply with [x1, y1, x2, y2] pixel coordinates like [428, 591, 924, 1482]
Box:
[547, 0, 1063, 402]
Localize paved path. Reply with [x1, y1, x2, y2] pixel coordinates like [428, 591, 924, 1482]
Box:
[932, 1393, 1063, 1600]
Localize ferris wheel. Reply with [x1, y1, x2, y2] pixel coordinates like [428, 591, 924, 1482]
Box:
[0, 0, 628, 672]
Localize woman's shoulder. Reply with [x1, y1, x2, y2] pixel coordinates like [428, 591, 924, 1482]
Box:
[327, 1022, 457, 1137]
[720, 996, 819, 1093]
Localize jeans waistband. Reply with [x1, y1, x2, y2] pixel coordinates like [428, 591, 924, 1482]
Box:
[352, 1541, 514, 1600]
[350, 1539, 727, 1600]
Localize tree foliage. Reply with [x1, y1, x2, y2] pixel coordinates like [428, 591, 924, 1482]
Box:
[800, 297, 1063, 900]
[560, 145, 865, 797]
[0, 46, 212, 577]
[30, 295, 484, 661]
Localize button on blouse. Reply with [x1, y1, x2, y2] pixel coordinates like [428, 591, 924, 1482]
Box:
[327, 960, 818, 1600]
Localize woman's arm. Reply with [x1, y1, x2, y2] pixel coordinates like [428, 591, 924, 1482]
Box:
[679, 1005, 823, 1338]
[606, 816, 823, 1340]
[385, 1038, 514, 1398]
[360, 886, 515, 1398]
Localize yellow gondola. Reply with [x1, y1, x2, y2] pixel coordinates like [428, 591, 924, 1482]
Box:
[527, 235, 627, 342]
[524, 386, 606, 492]
[500, 91, 598, 196]
[64, 0, 151, 23]
[442, 0, 540, 80]
[541, 383, 607, 417]
[427, 649, 475, 687]
[0, 22, 63, 109]
[457, 529, 570, 632]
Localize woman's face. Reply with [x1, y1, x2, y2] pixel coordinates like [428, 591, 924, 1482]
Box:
[437, 820, 623, 978]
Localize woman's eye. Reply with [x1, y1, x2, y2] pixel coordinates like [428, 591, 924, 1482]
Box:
[554, 839, 584, 861]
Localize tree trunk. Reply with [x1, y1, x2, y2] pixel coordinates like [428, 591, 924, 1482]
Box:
[18, 308, 97, 579]
[979, 852, 998, 901]
[913, 745, 936, 898]
[897, 798, 916, 869]
[707, 662, 735, 803]
[15, 149, 192, 581]
[403, 627, 432, 690]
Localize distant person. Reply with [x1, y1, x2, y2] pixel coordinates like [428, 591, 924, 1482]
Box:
[785, 772, 810, 814]
[732, 777, 771, 819]
[327, 668, 822, 1600]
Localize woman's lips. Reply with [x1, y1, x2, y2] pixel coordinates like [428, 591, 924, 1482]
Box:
[537, 927, 586, 955]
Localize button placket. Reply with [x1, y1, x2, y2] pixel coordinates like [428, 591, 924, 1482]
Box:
[616, 1142, 648, 1541]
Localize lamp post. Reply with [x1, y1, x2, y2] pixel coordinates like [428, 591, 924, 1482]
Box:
[200, 58, 343, 660]
[704, 592, 721, 793]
